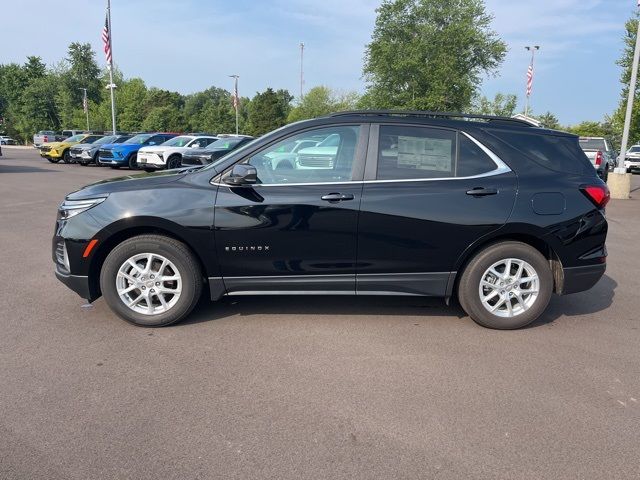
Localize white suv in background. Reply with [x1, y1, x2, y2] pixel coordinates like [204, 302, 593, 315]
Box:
[137, 135, 218, 170]
[623, 145, 640, 173]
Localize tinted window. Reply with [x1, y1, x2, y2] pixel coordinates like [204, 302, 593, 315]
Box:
[377, 126, 456, 180]
[579, 138, 607, 151]
[495, 131, 591, 175]
[457, 135, 498, 177]
[80, 135, 103, 144]
[239, 126, 360, 184]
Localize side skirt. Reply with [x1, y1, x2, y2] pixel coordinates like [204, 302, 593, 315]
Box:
[208, 272, 454, 300]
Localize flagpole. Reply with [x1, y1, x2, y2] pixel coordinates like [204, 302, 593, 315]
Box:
[107, 0, 117, 135]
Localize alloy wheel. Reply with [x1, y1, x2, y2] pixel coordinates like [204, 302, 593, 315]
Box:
[116, 253, 182, 315]
[478, 258, 540, 318]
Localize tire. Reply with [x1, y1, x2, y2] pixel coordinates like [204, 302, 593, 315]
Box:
[166, 155, 181, 170]
[128, 153, 138, 169]
[457, 241, 553, 330]
[100, 235, 203, 327]
[62, 149, 72, 164]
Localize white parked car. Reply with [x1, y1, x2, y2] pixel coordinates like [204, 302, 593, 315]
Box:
[0, 136, 17, 145]
[137, 135, 218, 170]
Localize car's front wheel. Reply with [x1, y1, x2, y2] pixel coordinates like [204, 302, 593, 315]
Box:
[100, 235, 203, 327]
[458, 241, 553, 329]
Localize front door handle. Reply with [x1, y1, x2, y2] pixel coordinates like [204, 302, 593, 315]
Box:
[321, 193, 355, 202]
[466, 187, 498, 197]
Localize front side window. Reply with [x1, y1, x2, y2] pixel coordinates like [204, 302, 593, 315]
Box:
[377, 126, 456, 180]
[238, 126, 360, 185]
[162, 136, 193, 147]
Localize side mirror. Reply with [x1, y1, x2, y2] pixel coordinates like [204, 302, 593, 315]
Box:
[224, 164, 258, 186]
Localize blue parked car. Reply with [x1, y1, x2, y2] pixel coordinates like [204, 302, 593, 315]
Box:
[98, 133, 178, 169]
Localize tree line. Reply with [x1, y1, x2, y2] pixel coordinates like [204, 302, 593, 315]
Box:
[0, 0, 635, 147]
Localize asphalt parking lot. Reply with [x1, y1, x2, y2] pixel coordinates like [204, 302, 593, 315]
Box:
[1, 146, 639, 480]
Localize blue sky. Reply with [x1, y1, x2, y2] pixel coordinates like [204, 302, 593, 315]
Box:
[0, 0, 635, 124]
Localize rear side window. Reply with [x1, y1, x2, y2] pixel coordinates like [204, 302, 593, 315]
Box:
[457, 135, 498, 177]
[493, 131, 591, 175]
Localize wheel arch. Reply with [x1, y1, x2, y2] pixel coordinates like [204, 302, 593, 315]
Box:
[448, 231, 564, 302]
[87, 219, 210, 299]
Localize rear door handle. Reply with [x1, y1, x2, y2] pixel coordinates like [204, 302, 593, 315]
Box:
[321, 193, 355, 202]
[466, 187, 498, 197]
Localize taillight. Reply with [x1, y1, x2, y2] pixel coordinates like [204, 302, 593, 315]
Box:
[594, 151, 603, 166]
[581, 184, 610, 209]
[44, 135, 48, 142]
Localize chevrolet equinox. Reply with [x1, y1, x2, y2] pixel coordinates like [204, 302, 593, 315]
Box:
[53, 111, 609, 329]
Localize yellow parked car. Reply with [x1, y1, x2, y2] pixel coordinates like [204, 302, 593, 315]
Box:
[40, 134, 102, 163]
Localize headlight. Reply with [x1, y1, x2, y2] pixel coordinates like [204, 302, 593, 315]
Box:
[59, 197, 107, 219]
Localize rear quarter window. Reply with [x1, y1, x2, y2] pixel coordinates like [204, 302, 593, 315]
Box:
[491, 131, 592, 175]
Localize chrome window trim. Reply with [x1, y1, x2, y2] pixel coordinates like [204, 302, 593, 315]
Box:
[210, 131, 510, 187]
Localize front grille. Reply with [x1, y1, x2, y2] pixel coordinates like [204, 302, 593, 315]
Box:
[40, 146, 51, 153]
[70, 147, 82, 154]
[55, 240, 69, 274]
[298, 155, 334, 168]
[99, 149, 113, 158]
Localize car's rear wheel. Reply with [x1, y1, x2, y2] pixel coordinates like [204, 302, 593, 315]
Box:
[100, 235, 203, 327]
[458, 241, 553, 329]
[166, 155, 181, 170]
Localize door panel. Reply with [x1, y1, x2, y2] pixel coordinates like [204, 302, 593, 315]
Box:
[214, 183, 362, 290]
[213, 124, 368, 293]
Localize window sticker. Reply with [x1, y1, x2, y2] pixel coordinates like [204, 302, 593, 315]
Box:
[396, 136, 452, 171]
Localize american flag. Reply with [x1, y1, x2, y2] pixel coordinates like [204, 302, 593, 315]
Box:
[232, 79, 239, 110]
[102, 14, 112, 65]
[526, 63, 534, 97]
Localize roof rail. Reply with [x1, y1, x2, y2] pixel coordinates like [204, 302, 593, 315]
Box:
[327, 110, 535, 127]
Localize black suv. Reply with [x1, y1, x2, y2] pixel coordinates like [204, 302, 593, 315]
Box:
[53, 111, 609, 329]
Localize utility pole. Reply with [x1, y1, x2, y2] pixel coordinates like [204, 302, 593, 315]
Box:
[524, 45, 540, 117]
[80, 87, 89, 131]
[612, 3, 640, 199]
[299, 42, 305, 101]
[229, 74, 239, 135]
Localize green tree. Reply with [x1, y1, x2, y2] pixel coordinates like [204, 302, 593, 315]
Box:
[142, 105, 185, 132]
[362, 0, 506, 111]
[246, 88, 293, 136]
[287, 86, 359, 122]
[535, 112, 561, 130]
[116, 78, 148, 131]
[471, 93, 517, 117]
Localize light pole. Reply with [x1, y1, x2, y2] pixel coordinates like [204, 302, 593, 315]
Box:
[79, 87, 89, 131]
[612, 5, 640, 199]
[524, 45, 540, 117]
[229, 74, 239, 135]
[299, 42, 305, 101]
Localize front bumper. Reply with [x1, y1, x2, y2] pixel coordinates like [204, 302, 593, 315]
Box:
[624, 159, 640, 171]
[137, 152, 164, 167]
[54, 270, 93, 300]
[99, 156, 126, 165]
[561, 264, 606, 295]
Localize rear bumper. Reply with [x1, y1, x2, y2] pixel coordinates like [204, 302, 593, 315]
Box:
[561, 264, 606, 295]
[55, 270, 93, 301]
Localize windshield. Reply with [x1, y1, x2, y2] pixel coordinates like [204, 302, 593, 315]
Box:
[65, 134, 85, 143]
[628, 146, 640, 153]
[93, 135, 117, 145]
[124, 134, 153, 145]
[161, 136, 194, 147]
[80, 135, 103, 144]
[578, 138, 606, 151]
[205, 138, 244, 151]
